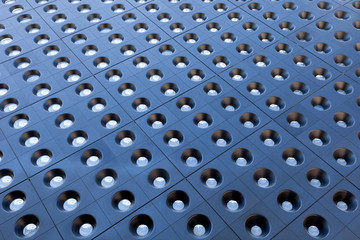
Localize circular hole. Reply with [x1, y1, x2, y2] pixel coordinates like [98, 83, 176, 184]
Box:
[303, 215, 329, 238]
[78, 4, 91, 13]
[68, 131, 88, 147]
[181, 148, 202, 167]
[145, 4, 158, 12]
[55, 113, 75, 129]
[201, 168, 223, 188]
[266, 96, 285, 111]
[296, 32, 312, 42]
[76, 83, 93, 96]
[173, 56, 189, 68]
[132, 98, 150, 112]
[147, 69, 163, 82]
[6, 45, 22, 56]
[88, 98, 106, 112]
[293, 55, 310, 67]
[157, 13, 171, 22]
[10, 114, 29, 129]
[53, 57, 70, 69]
[0, 83, 8, 97]
[286, 112, 307, 128]
[82, 45, 98, 56]
[0, 98, 18, 112]
[17, 14, 32, 23]
[187, 214, 211, 238]
[221, 32, 236, 43]
[314, 43, 331, 54]
[183, 33, 198, 44]
[353, 21, 360, 29]
[164, 130, 183, 147]
[253, 55, 270, 67]
[146, 33, 161, 44]
[192, 12, 207, 22]
[236, 44, 252, 55]
[311, 96, 331, 111]
[193, 113, 213, 129]
[101, 113, 120, 129]
[309, 129, 330, 146]
[57, 190, 80, 212]
[299, 11, 314, 21]
[24, 69, 41, 82]
[277, 190, 301, 212]
[214, 3, 227, 12]
[167, 190, 189, 211]
[116, 130, 135, 147]
[93, 57, 110, 69]
[96, 169, 117, 188]
[62, 23, 76, 33]
[148, 169, 169, 188]
[71, 34, 87, 44]
[106, 69, 122, 82]
[65, 70, 81, 82]
[147, 113, 166, 129]
[87, 13, 102, 23]
[275, 43, 292, 54]
[112, 190, 134, 212]
[282, 148, 304, 166]
[133, 56, 149, 68]
[317, 1, 332, 10]
[316, 21, 332, 31]
[161, 82, 178, 97]
[258, 32, 274, 43]
[14, 57, 31, 69]
[131, 149, 152, 167]
[170, 23, 184, 33]
[232, 148, 253, 167]
[15, 215, 39, 238]
[206, 22, 221, 32]
[354, 43, 360, 52]
[222, 190, 244, 212]
[290, 81, 309, 96]
[97, 23, 112, 33]
[72, 215, 96, 237]
[306, 168, 329, 188]
[203, 82, 221, 96]
[279, 21, 295, 31]
[44, 4, 58, 13]
[180, 3, 193, 12]
[0, 169, 13, 188]
[44, 169, 66, 188]
[334, 55, 351, 67]
[271, 68, 289, 81]
[334, 31, 350, 42]
[333, 148, 356, 166]
[3, 191, 26, 212]
[44, 98, 62, 112]
[245, 215, 270, 238]
[333, 190, 357, 212]
[33, 83, 51, 97]
[26, 24, 41, 34]
[263, 11, 278, 21]
[109, 33, 124, 44]
[353, 1, 360, 9]
[221, 97, 240, 111]
[313, 68, 330, 81]
[176, 97, 195, 112]
[20, 131, 40, 147]
[253, 168, 275, 188]
[188, 69, 205, 82]
[334, 10, 350, 20]
[35, 34, 50, 45]
[31, 149, 52, 167]
[112, 4, 125, 13]
[130, 214, 154, 237]
[159, 44, 175, 55]
[134, 23, 148, 33]
[52, 13, 67, 23]
[334, 81, 353, 95]
[230, 68, 247, 81]
[333, 112, 354, 128]
[211, 130, 232, 147]
[240, 112, 259, 128]
[81, 149, 102, 167]
[248, 2, 262, 11]
[260, 130, 281, 146]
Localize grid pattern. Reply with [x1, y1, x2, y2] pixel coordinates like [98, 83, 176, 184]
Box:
[0, 0, 359, 239]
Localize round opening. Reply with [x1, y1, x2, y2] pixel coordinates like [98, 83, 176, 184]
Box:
[314, 43, 331, 54]
[159, 44, 175, 55]
[222, 190, 244, 212]
[260, 129, 281, 146]
[161, 83, 178, 97]
[130, 215, 154, 237]
[88, 98, 106, 112]
[271, 68, 289, 81]
[10, 114, 29, 129]
[2, 191, 26, 212]
[176, 97, 195, 112]
[309, 129, 330, 146]
[146, 69, 163, 82]
[230, 68, 247, 81]
[44, 169, 66, 188]
[33, 83, 51, 97]
[15, 215, 40, 238]
[183, 33, 198, 44]
[181, 148, 202, 167]
[247, 82, 265, 96]
[286, 112, 307, 128]
[0, 169, 13, 188]
[200, 168, 222, 188]
[258, 32, 274, 43]
[296, 32, 312, 42]
[187, 214, 211, 238]
[277, 190, 301, 212]
[132, 98, 150, 112]
[240, 112, 259, 128]
[72, 214, 96, 237]
[275, 43, 292, 54]
[290, 82, 309, 95]
[31, 149, 52, 167]
[188, 69, 205, 82]
[118, 83, 136, 96]
[211, 130, 232, 147]
[221, 97, 240, 111]
[293, 55, 310, 67]
[282, 148, 304, 166]
[193, 113, 213, 129]
[116, 130, 135, 147]
[81, 149, 102, 167]
[166, 190, 189, 211]
[20, 131, 40, 147]
[101, 113, 120, 129]
[303, 215, 329, 238]
[311, 96, 331, 111]
[334, 81, 353, 95]
[236, 44, 253, 55]
[333, 112, 354, 128]
[44, 98, 62, 112]
[232, 148, 253, 167]
[334, 54, 351, 67]
[253, 55, 270, 67]
[96, 169, 117, 188]
[333, 190, 357, 212]
[131, 149, 152, 167]
[147, 113, 166, 129]
[57, 190, 80, 212]
[306, 168, 329, 188]
[68, 131, 88, 147]
[213, 56, 229, 68]
[164, 130, 183, 147]
[245, 215, 270, 238]
[148, 169, 169, 189]
[253, 168, 275, 188]
[333, 148, 356, 167]
[203, 82, 221, 96]
[313, 68, 330, 81]
[112, 190, 134, 212]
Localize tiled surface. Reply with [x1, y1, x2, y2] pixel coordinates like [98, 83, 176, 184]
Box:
[0, 0, 359, 239]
